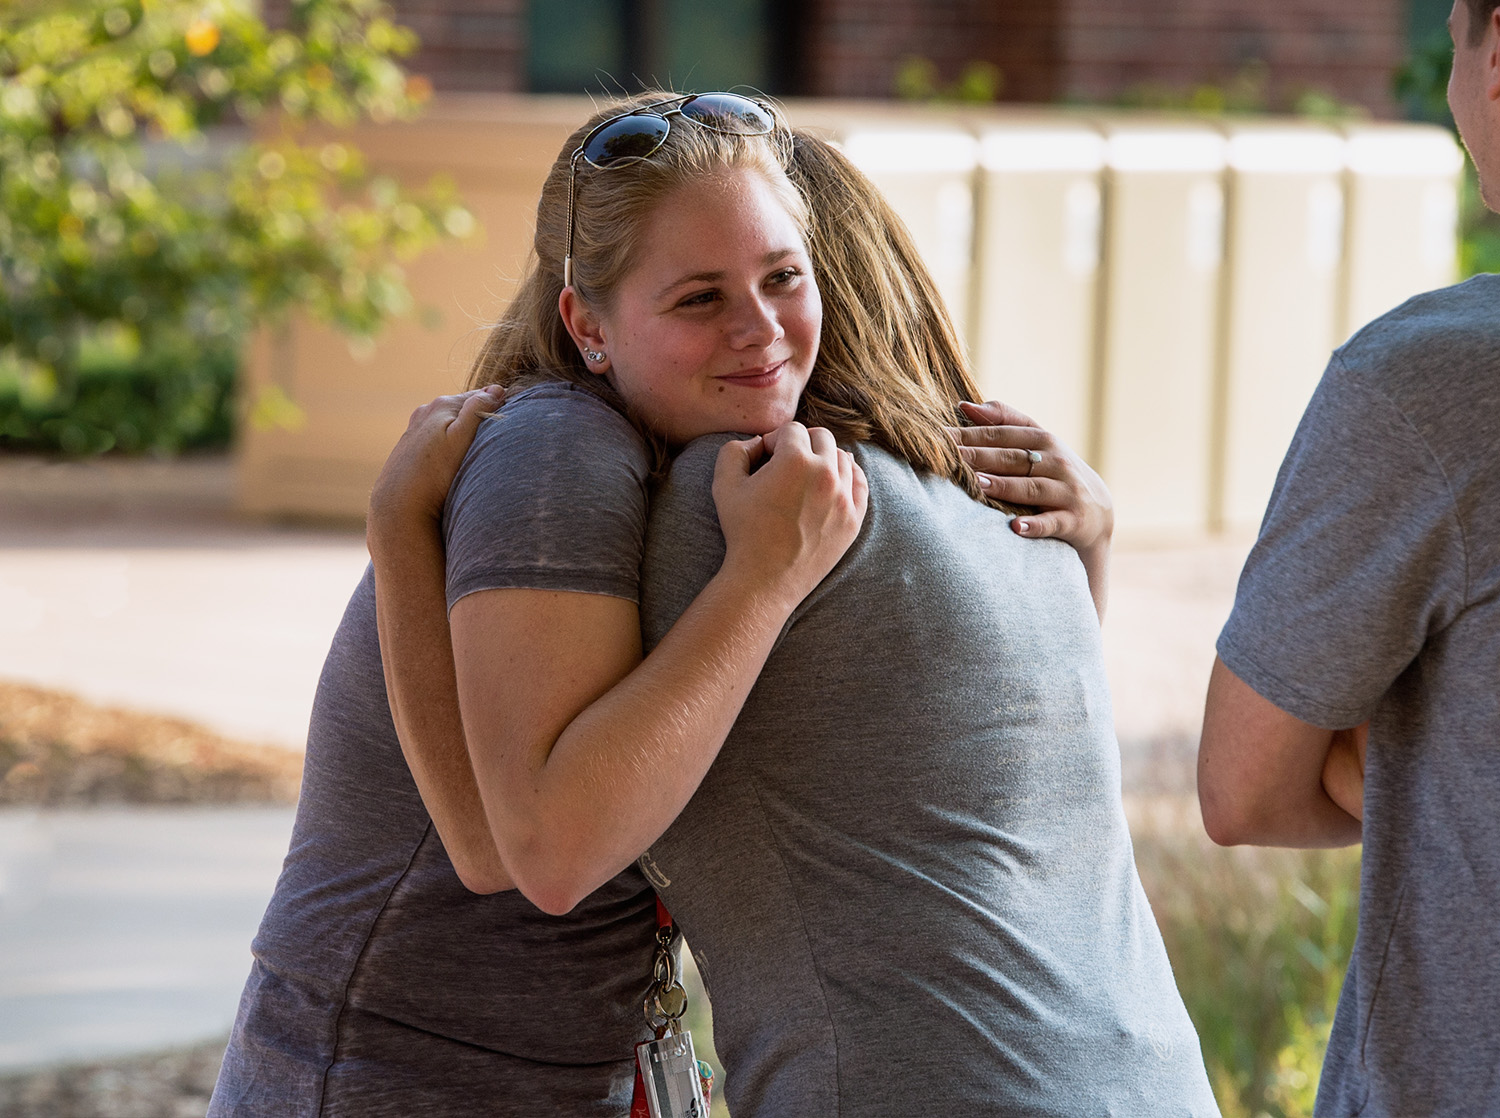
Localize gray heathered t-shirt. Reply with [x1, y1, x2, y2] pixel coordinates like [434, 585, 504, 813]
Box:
[1218, 274, 1500, 1117]
[638, 438, 1220, 1117]
[210, 383, 660, 1117]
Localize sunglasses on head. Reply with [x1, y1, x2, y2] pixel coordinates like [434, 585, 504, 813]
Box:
[563, 92, 778, 288]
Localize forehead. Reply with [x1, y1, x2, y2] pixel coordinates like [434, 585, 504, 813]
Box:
[635, 169, 808, 270]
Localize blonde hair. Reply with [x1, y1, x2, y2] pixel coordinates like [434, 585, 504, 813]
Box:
[467, 94, 1010, 510]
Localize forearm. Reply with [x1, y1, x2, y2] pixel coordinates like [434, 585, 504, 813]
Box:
[1078, 540, 1110, 622]
[1198, 658, 1362, 849]
[370, 522, 513, 894]
[471, 563, 796, 914]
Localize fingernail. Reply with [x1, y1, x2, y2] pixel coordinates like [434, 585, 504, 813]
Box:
[1015, 519, 1031, 535]
[977, 474, 991, 489]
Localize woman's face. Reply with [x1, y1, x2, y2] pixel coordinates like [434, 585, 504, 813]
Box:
[590, 167, 821, 444]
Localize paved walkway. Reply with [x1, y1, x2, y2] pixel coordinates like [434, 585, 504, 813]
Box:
[0, 805, 295, 1075]
[0, 456, 370, 751]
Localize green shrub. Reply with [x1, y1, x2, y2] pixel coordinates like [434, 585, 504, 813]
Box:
[0, 0, 473, 457]
[0, 322, 235, 454]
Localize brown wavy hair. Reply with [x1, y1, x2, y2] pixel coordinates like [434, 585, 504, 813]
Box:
[466, 92, 1008, 509]
[1465, 0, 1500, 44]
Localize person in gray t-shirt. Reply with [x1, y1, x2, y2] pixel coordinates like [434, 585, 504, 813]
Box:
[636, 436, 1218, 1117]
[1199, 4, 1500, 1112]
[210, 385, 664, 1117]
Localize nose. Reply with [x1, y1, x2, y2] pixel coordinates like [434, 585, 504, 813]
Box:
[726, 292, 783, 351]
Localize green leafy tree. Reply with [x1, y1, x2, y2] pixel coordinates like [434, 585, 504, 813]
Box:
[0, 0, 473, 455]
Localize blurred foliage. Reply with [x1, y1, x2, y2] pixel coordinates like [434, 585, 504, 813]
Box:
[894, 57, 1003, 103]
[1131, 802, 1360, 1118]
[1111, 60, 1368, 122]
[1395, 28, 1457, 122]
[0, 0, 474, 455]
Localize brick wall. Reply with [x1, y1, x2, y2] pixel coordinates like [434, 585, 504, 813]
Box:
[802, 0, 1065, 103]
[266, 0, 1407, 116]
[393, 0, 526, 93]
[1058, 0, 1406, 114]
[263, 0, 526, 93]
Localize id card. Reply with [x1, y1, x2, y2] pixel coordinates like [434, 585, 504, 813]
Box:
[635, 1031, 707, 1118]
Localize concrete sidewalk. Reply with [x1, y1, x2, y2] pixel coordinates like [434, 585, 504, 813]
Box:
[0, 805, 296, 1075]
[0, 456, 370, 752]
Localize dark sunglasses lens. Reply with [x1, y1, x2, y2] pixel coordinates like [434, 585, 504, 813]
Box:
[678, 94, 774, 135]
[582, 114, 671, 166]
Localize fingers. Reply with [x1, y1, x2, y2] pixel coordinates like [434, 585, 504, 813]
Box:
[449, 386, 505, 439]
[977, 472, 1073, 508]
[959, 443, 1053, 478]
[762, 420, 811, 457]
[714, 434, 766, 484]
[850, 457, 869, 518]
[949, 423, 1050, 453]
[1009, 509, 1075, 539]
[407, 386, 504, 432]
[958, 398, 1037, 428]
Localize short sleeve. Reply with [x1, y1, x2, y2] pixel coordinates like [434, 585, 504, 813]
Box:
[1217, 354, 1468, 728]
[442, 383, 651, 610]
[639, 435, 730, 654]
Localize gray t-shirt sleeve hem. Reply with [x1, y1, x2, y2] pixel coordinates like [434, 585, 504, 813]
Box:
[1215, 632, 1370, 729]
[448, 570, 640, 611]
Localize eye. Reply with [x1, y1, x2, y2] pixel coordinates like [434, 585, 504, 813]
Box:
[768, 267, 802, 287]
[676, 289, 719, 308]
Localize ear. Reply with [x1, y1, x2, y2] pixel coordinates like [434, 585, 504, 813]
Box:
[558, 287, 610, 376]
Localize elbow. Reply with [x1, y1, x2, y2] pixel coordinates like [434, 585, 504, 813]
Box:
[509, 865, 588, 916]
[453, 863, 512, 896]
[1197, 775, 1262, 847]
[497, 834, 594, 916]
[1197, 754, 1252, 847]
[1199, 796, 1251, 847]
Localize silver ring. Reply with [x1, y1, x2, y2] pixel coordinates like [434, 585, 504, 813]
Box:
[1026, 449, 1042, 477]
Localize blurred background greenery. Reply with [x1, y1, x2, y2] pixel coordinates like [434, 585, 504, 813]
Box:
[0, 0, 473, 456]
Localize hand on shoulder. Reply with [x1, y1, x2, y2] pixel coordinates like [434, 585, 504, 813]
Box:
[367, 385, 506, 550]
[948, 399, 1114, 554]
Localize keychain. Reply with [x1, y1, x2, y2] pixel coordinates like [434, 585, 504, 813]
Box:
[630, 903, 713, 1118]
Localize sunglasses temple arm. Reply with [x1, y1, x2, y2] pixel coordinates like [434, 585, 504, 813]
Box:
[564, 150, 580, 289]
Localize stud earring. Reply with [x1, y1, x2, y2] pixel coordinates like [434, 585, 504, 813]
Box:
[584, 348, 605, 364]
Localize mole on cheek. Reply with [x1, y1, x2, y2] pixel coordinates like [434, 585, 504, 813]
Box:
[716, 385, 725, 393]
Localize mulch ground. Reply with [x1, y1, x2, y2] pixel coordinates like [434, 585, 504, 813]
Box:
[0, 1041, 227, 1118]
[0, 681, 302, 806]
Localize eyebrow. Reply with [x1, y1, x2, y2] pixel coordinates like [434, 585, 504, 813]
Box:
[656, 248, 802, 299]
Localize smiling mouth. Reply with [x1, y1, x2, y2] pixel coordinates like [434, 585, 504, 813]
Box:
[717, 361, 786, 388]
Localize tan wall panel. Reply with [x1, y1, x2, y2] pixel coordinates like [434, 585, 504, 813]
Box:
[1216, 123, 1346, 532]
[970, 118, 1105, 451]
[1095, 121, 1227, 538]
[238, 95, 594, 519]
[786, 101, 979, 351]
[1341, 123, 1465, 338]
